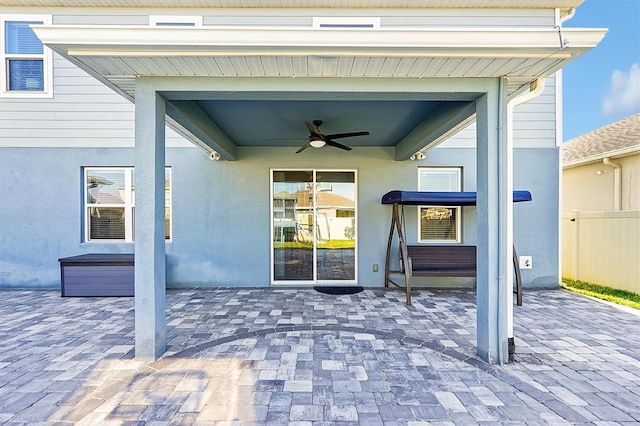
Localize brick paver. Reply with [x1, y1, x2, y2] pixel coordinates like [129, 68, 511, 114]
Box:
[0, 288, 638, 424]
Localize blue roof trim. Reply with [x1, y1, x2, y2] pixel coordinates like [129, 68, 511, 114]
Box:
[381, 190, 532, 206]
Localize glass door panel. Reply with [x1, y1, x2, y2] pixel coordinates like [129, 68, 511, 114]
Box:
[315, 171, 356, 281]
[272, 170, 314, 281]
[272, 170, 356, 283]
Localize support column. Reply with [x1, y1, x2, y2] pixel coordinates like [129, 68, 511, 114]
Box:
[134, 79, 167, 361]
[475, 78, 511, 364]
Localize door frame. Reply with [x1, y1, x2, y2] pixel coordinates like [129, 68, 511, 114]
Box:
[270, 168, 358, 285]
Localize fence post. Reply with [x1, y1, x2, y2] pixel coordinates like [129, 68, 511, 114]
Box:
[569, 210, 580, 280]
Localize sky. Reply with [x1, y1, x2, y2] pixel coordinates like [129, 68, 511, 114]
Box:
[562, 0, 640, 141]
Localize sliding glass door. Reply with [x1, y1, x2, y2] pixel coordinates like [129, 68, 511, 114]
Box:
[271, 170, 356, 284]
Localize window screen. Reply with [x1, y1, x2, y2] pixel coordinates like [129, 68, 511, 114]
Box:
[4, 20, 44, 92]
[5, 21, 44, 54]
[84, 167, 171, 242]
[418, 167, 462, 243]
[418, 168, 460, 191]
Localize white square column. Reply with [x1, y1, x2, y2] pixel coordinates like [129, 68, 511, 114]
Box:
[475, 78, 512, 364]
[134, 79, 167, 361]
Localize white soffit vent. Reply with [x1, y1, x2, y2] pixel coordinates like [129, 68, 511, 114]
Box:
[313, 17, 380, 29]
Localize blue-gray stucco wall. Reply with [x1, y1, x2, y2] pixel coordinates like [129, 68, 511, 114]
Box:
[0, 146, 559, 290]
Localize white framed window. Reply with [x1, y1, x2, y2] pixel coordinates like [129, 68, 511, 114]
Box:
[271, 169, 357, 283]
[84, 167, 172, 242]
[149, 15, 203, 27]
[313, 17, 380, 29]
[1, 14, 53, 98]
[418, 167, 462, 243]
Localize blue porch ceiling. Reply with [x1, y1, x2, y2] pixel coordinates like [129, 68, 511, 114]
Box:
[191, 99, 445, 148]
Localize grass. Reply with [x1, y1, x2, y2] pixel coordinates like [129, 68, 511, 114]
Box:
[274, 240, 355, 250]
[561, 278, 640, 310]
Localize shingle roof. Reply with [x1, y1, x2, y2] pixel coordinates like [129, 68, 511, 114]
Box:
[562, 113, 640, 165]
[293, 191, 355, 209]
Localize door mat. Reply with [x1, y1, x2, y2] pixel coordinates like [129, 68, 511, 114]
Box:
[314, 286, 364, 295]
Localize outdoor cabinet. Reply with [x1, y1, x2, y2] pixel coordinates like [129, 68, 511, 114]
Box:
[59, 253, 134, 296]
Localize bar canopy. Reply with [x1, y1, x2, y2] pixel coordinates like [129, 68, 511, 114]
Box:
[381, 190, 532, 206]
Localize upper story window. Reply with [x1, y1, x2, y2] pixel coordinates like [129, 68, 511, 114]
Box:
[1, 15, 52, 98]
[313, 17, 380, 29]
[418, 167, 462, 243]
[149, 15, 203, 27]
[84, 167, 172, 243]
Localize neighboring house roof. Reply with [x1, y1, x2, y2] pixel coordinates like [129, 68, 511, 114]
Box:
[562, 113, 640, 167]
[273, 190, 355, 209]
[293, 190, 355, 209]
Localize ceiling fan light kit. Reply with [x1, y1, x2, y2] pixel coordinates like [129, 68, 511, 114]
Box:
[309, 140, 326, 148]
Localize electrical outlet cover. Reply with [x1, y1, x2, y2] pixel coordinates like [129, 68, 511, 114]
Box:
[519, 256, 532, 269]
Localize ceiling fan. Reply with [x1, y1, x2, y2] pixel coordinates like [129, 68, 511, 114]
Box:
[271, 120, 370, 153]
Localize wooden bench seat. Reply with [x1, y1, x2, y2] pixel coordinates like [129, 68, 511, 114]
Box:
[387, 244, 523, 306]
[406, 245, 476, 278]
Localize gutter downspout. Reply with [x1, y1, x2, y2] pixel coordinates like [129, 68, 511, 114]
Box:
[497, 77, 508, 365]
[554, 8, 576, 49]
[558, 8, 577, 25]
[505, 77, 546, 362]
[603, 157, 622, 211]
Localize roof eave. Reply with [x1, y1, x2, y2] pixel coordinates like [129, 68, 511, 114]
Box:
[563, 146, 640, 169]
[34, 25, 605, 54]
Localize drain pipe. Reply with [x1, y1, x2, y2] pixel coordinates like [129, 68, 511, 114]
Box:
[603, 157, 622, 210]
[505, 77, 546, 362]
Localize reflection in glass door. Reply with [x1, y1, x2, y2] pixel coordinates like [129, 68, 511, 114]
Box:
[272, 170, 356, 283]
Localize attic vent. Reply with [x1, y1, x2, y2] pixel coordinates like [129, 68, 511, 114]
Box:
[313, 17, 380, 29]
[149, 16, 203, 27]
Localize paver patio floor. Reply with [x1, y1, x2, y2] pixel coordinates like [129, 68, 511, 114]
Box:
[0, 287, 638, 425]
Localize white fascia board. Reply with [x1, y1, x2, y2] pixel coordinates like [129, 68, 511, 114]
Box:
[563, 146, 640, 169]
[32, 25, 606, 58]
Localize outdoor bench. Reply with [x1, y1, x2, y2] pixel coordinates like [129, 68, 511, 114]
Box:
[58, 253, 134, 297]
[405, 245, 476, 278]
[398, 244, 522, 306]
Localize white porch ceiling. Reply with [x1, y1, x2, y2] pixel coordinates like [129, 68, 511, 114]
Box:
[33, 24, 605, 160]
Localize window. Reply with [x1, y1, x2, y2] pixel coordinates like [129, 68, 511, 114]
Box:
[84, 167, 171, 242]
[149, 15, 203, 27]
[313, 17, 380, 29]
[418, 167, 461, 243]
[1, 15, 52, 97]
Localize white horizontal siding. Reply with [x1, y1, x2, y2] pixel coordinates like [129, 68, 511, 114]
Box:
[382, 9, 554, 27]
[512, 75, 557, 147]
[438, 74, 557, 149]
[203, 16, 311, 26]
[0, 53, 191, 148]
[53, 14, 147, 25]
[40, 7, 556, 28]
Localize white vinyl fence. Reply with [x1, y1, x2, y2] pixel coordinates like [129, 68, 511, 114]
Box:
[562, 210, 640, 294]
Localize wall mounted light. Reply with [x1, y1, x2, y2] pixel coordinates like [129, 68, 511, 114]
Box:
[209, 151, 221, 161]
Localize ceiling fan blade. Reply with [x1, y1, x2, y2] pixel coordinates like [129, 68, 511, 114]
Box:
[324, 131, 369, 140]
[305, 121, 321, 136]
[296, 142, 312, 153]
[325, 139, 352, 151]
